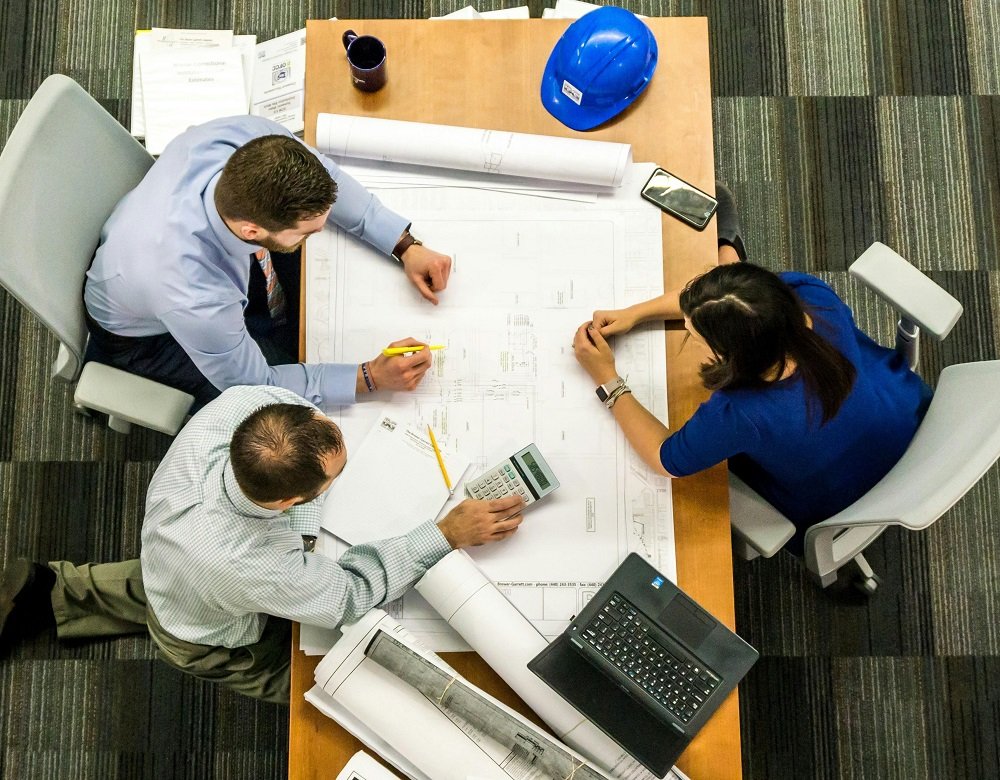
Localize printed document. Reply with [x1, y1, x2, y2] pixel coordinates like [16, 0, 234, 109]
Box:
[130, 27, 307, 144]
[130, 28, 234, 138]
[250, 28, 307, 132]
[139, 47, 247, 155]
[321, 410, 469, 544]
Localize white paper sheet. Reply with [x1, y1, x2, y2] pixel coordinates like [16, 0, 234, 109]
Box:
[250, 28, 306, 133]
[321, 410, 469, 543]
[432, 5, 530, 19]
[140, 46, 247, 155]
[542, 0, 646, 19]
[315, 114, 632, 188]
[233, 34, 257, 112]
[130, 28, 235, 137]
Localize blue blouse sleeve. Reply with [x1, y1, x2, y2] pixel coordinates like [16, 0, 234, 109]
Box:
[659, 394, 761, 477]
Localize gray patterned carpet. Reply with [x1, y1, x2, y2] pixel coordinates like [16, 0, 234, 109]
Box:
[2, 1, 998, 779]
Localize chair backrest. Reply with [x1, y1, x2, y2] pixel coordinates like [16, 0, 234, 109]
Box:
[0, 74, 153, 379]
[805, 360, 1000, 577]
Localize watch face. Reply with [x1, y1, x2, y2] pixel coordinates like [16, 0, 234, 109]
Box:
[596, 378, 622, 402]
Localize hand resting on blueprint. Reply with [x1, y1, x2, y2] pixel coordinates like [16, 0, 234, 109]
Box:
[401, 243, 452, 305]
[573, 321, 620, 386]
[437, 494, 524, 548]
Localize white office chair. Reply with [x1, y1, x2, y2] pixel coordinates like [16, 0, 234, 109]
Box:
[729, 243, 1000, 593]
[0, 74, 193, 435]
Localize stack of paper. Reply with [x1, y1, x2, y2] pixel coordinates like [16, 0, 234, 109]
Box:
[319, 409, 469, 544]
[131, 27, 307, 154]
[541, 0, 647, 18]
[431, 5, 530, 19]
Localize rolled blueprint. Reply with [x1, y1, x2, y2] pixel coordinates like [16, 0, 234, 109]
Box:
[311, 609, 609, 780]
[415, 550, 669, 780]
[315, 113, 633, 187]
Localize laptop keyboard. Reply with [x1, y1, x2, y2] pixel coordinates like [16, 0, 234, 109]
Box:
[581, 592, 721, 724]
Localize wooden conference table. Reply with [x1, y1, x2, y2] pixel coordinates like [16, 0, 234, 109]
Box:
[291, 17, 739, 780]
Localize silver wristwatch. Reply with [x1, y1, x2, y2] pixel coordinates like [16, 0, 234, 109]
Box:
[596, 377, 625, 404]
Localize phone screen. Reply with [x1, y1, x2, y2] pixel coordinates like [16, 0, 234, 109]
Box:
[641, 169, 718, 229]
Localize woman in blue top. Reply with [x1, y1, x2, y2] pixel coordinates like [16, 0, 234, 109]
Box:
[572, 261, 932, 555]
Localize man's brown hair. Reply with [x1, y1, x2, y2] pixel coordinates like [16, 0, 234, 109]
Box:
[214, 135, 337, 231]
[230, 403, 344, 504]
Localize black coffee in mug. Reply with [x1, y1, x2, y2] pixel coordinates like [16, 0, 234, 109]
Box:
[342, 30, 387, 92]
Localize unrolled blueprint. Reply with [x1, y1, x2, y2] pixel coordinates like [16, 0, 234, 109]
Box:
[305, 163, 675, 647]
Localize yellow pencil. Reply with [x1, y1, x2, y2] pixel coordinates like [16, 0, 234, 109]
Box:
[426, 425, 453, 495]
[382, 345, 446, 356]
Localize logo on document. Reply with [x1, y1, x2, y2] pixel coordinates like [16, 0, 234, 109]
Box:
[380, 417, 397, 432]
[272, 60, 291, 85]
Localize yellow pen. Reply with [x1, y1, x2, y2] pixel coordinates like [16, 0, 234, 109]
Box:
[382, 345, 446, 356]
[427, 425, 453, 495]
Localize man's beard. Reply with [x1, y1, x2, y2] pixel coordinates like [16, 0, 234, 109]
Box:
[257, 236, 303, 254]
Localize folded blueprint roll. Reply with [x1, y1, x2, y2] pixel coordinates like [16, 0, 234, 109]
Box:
[315, 113, 633, 187]
[415, 550, 675, 780]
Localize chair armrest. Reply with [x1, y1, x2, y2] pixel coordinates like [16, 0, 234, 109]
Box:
[728, 473, 796, 558]
[848, 242, 962, 340]
[74, 362, 193, 436]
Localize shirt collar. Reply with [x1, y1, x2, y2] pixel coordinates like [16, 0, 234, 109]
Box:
[204, 173, 260, 258]
[222, 461, 284, 519]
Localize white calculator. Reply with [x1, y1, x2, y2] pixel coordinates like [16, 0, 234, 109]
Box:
[464, 443, 560, 506]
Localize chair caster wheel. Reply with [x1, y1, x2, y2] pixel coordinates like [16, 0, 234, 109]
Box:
[854, 574, 880, 596]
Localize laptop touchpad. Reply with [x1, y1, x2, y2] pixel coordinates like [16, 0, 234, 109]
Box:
[658, 593, 715, 648]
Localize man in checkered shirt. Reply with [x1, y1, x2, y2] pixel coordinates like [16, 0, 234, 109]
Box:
[0, 385, 523, 703]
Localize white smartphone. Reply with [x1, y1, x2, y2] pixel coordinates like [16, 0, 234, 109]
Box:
[641, 168, 718, 230]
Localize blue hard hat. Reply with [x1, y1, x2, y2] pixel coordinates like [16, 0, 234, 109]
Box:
[541, 6, 658, 131]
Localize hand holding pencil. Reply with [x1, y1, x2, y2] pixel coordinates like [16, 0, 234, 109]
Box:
[361, 338, 435, 393]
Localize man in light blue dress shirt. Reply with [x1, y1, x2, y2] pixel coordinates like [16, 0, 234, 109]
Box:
[84, 115, 453, 409]
[0, 386, 523, 703]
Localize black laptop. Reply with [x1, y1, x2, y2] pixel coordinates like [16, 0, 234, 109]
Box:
[527, 553, 758, 776]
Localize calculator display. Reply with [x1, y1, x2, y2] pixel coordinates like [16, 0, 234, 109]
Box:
[519, 451, 551, 490]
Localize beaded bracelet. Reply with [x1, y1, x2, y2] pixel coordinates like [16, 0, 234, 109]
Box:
[361, 361, 378, 393]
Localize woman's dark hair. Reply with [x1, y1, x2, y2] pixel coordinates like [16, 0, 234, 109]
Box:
[215, 135, 337, 232]
[230, 403, 344, 503]
[678, 263, 856, 424]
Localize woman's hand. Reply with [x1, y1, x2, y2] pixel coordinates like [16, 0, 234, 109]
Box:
[592, 307, 639, 337]
[573, 322, 619, 385]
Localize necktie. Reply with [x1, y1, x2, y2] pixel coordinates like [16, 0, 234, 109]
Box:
[254, 249, 287, 323]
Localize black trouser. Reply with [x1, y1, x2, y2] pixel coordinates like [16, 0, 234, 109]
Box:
[84, 249, 301, 410]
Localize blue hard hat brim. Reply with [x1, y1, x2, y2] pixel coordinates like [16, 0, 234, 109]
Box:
[540, 38, 656, 132]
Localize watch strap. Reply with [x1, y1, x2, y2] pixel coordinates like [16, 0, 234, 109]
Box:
[596, 377, 625, 403]
[391, 230, 422, 263]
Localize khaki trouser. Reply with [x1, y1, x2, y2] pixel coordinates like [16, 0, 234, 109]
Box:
[48, 559, 291, 704]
